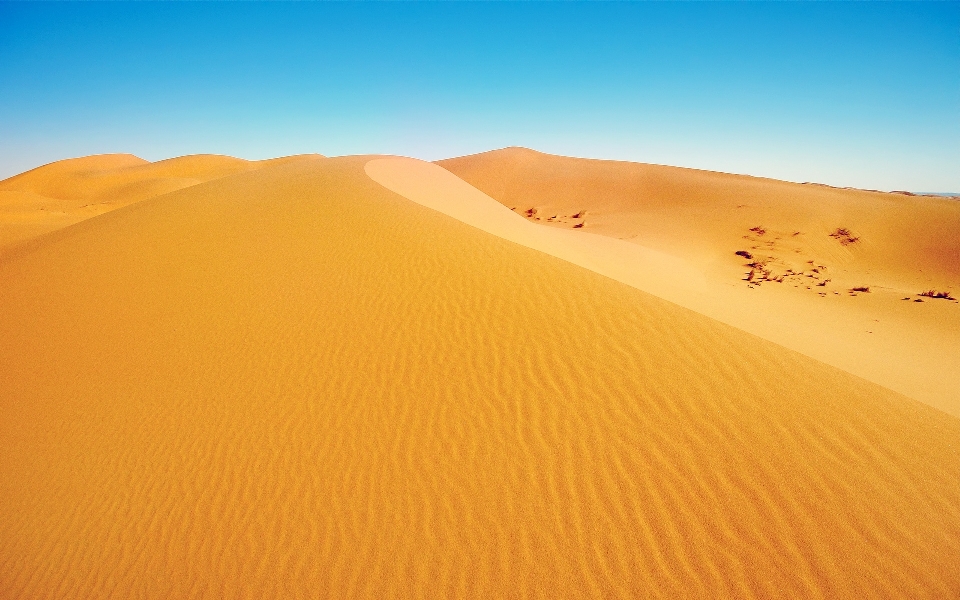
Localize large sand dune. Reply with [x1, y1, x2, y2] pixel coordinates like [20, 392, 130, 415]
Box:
[1, 154, 958, 598]
[438, 148, 960, 415]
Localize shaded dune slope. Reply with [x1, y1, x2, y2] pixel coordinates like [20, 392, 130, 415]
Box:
[0, 153, 321, 254]
[1, 156, 959, 599]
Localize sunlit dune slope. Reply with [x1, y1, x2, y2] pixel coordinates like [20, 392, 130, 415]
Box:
[1, 156, 959, 599]
[437, 148, 960, 415]
[0, 153, 321, 254]
[437, 147, 960, 294]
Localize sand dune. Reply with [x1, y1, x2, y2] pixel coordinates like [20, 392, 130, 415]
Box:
[1, 154, 958, 598]
[437, 147, 960, 293]
[436, 148, 960, 415]
[0, 153, 322, 255]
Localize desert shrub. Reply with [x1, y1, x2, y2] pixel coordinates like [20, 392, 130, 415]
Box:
[830, 228, 860, 246]
[919, 290, 956, 300]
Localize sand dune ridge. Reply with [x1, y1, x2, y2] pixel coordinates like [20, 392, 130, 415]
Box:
[0, 153, 957, 598]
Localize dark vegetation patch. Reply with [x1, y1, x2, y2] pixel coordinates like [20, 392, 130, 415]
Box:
[830, 228, 860, 246]
[919, 290, 956, 300]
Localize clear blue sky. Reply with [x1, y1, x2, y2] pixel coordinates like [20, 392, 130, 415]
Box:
[1, 2, 957, 191]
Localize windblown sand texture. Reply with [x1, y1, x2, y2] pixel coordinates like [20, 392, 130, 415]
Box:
[1, 154, 959, 599]
[438, 148, 960, 415]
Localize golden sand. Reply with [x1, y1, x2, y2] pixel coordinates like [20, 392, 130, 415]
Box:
[436, 147, 960, 293]
[437, 148, 960, 415]
[0, 153, 321, 256]
[1, 154, 958, 598]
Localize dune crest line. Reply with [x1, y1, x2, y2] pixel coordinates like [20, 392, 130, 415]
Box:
[365, 157, 960, 415]
[1, 156, 959, 598]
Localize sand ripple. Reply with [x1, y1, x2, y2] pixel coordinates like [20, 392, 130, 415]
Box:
[1, 156, 958, 598]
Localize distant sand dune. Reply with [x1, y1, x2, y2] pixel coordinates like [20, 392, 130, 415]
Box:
[1, 155, 958, 598]
[0, 153, 322, 255]
[437, 147, 960, 293]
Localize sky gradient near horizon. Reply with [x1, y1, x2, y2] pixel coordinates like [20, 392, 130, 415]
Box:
[1, 2, 958, 191]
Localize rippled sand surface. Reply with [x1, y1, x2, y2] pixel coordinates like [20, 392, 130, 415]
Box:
[1, 156, 958, 598]
[438, 148, 960, 414]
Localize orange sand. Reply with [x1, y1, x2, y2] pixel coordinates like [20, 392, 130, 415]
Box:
[0, 153, 321, 256]
[438, 148, 960, 415]
[1, 153, 958, 598]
